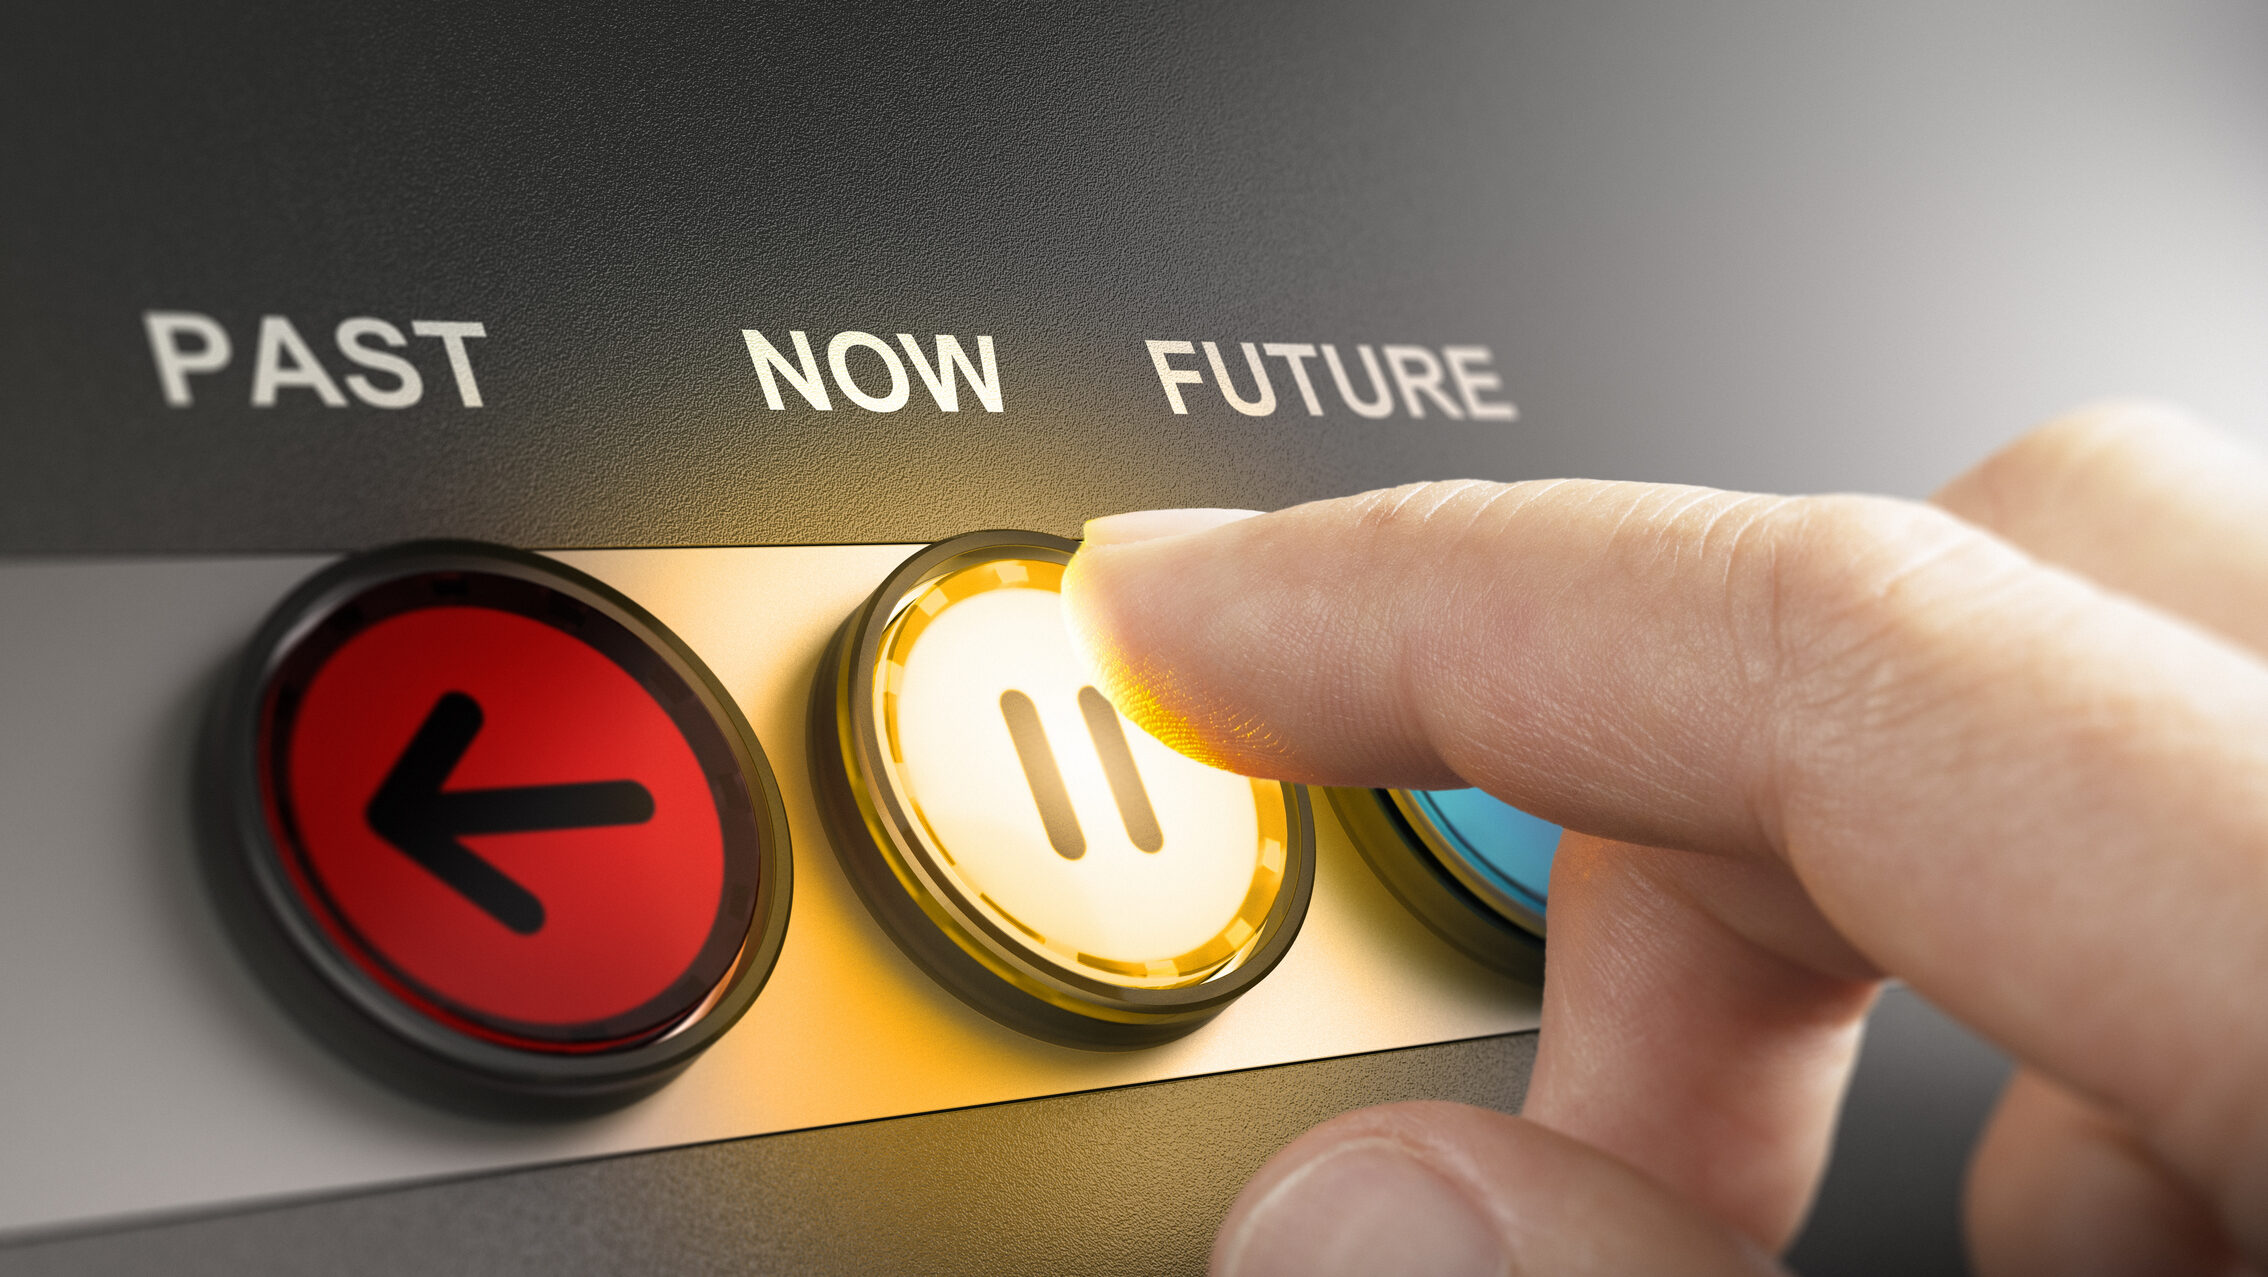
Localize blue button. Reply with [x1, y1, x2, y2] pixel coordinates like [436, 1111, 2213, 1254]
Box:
[1402, 788, 1559, 923]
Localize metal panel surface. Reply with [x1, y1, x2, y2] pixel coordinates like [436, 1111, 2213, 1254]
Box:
[0, 1036, 1534, 1277]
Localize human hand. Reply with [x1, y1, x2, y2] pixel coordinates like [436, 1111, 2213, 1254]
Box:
[1061, 403, 2268, 1276]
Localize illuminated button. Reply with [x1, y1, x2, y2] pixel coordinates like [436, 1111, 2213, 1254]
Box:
[200, 541, 791, 1110]
[1329, 786, 1560, 979]
[810, 529, 1315, 1048]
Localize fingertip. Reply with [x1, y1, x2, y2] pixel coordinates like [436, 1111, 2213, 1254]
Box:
[1212, 1130, 1506, 1277]
[1212, 1103, 1786, 1277]
[1063, 505, 1288, 771]
[1966, 1071, 2247, 1277]
[1081, 507, 1262, 547]
[1063, 483, 1545, 785]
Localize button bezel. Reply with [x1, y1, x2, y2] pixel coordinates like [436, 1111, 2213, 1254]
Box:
[1327, 787, 1547, 982]
[199, 540, 793, 1113]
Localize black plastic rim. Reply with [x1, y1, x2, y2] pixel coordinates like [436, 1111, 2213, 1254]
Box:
[197, 539, 793, 1114]
[1327, 786, 1545, 984]
[807, 529, 1316, 1050]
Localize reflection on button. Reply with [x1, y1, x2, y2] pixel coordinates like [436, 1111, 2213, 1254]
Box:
[1329, 786, 1558, 980]
[809, 530, 1316, 1048]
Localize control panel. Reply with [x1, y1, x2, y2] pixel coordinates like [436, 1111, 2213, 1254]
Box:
[0, 543, 1543, 1237]
[4, 3, 2262, 1272]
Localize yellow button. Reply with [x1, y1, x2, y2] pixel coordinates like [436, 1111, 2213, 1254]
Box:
[810, 530, 1315, 1047]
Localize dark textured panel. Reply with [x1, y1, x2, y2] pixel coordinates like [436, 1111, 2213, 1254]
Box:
[5, 2, 2263, 551]
[0, 1, 1561, 551]
[0, 1034, 1534, 1277]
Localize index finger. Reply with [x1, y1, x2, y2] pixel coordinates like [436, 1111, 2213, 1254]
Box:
[1062, 478, 2268, 1239]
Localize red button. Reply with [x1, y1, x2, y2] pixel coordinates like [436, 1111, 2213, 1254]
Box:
[211, 543, 789, 1099]
[283, 605, 729, 1038]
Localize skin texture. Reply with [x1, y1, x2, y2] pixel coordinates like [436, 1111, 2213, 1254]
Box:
[1060, 403, 2268, 1276]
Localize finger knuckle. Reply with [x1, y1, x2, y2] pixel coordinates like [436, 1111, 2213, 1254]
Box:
[1734, 494, 2020, 768]
[1946, 400, 2202, 530]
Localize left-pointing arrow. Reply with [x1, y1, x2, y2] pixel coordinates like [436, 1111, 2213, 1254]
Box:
[365, 691, 656, 935]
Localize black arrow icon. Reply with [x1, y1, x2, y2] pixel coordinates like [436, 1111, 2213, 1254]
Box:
[366, 691, 656, 935]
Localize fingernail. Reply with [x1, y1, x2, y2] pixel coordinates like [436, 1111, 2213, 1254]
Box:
[1216, 1138, 1509, 1277]
[1081, 507, 1261, 547]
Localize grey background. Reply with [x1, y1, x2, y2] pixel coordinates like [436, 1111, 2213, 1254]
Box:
[1791, 989, 2014, 1276]
[3, 0, 2261, 1271]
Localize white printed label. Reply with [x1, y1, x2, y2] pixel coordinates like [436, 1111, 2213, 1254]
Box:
[144, 311, 489, 408]
[1145, 338, 1517, 421]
